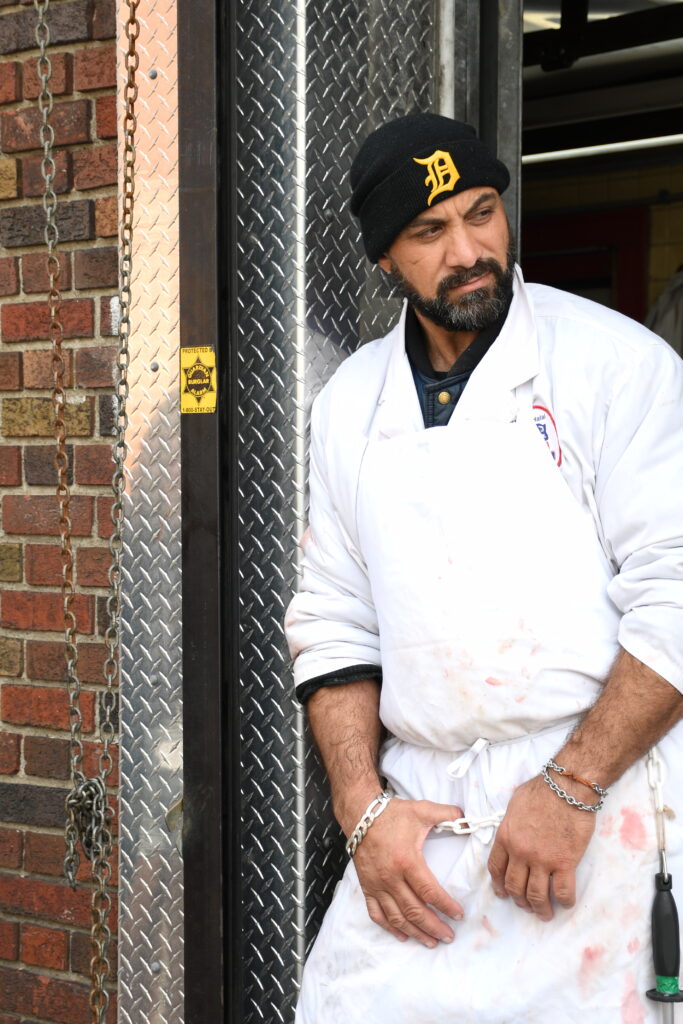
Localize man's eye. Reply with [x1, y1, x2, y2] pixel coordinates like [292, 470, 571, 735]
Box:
[472, 208, 493, 220]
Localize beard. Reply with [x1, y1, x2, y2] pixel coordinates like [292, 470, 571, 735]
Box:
[388, 237, 517, 333]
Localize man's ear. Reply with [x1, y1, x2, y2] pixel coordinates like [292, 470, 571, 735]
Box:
[377, 254, 391, 274]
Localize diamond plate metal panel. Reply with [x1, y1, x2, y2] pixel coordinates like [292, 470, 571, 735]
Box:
[117, 2, 184, 1022]
[236, 3, 435, 1021]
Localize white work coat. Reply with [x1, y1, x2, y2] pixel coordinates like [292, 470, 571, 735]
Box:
[286, 269, 683, 1023]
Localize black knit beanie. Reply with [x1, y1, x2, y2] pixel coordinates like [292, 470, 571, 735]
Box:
[349, 113, 510, 263]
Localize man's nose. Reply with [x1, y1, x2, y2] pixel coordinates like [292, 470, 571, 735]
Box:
[443, 228, 481, 269]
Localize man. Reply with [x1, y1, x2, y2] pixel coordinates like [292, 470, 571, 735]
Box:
[285, 113, 683, 1022]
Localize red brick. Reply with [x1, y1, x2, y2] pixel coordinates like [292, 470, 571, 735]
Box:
[22, 348, 73, 389]
[0, 2, 94, 56]
[24, 830, 72, 877]
[0, 62, 20, 105]
[0, 779, 68, 829]
[93, 0, 116, 40]
[26, 827, 117, 884]
[20, 922, 68, 970]
[74, 246, 117, 289]
[21, 347, 70, 390]
[0, 731, 20, 775]
[0, 154, 18, 199]
[21, 250, 72, 293]
[1, 298, 94, 342]
[0, 199, 93, 248]
[82, 739, 118, 783]
[27, 640, 109, 684]
[74, 44, 116, 92]
[0, 99, 91, 153]
[95, 93, 116, 139]
[21, 147, 72, 197]
[73, 141, 116, 190]
[3, 495, 93, 536]
[1, 684, 95, 732]
[98, 394, 116, 436]
[95, 195, 117, 237]
[0, 591, 94, 633]
[75, 345, 116, 387]
[71, 931, 117, 981]
[0, 636, 22, 677]
[24, 735, 70, 780]
[24, 544, 62, 586]
[24, 444, 73, 487]
[76, 546, 110, 587]
[0, 962, 95, 1024]
[75, 445, 114, 486]
[0, 352, 22, 390]
[0, 920, 18, 961]
[0, 256, 19, 296]
[0, 445, 21, 486]
[99, 295, 119, 336]
[97, 496, 114, 538]
[0, 874, 117, 932]
[26, 827, 117, 887]
[0, 827, 22, 869]
[2, 396, 92, 438]
[22, 52, 73, 100]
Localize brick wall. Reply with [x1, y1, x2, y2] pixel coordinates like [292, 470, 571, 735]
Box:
[0, 1, 119, 1021]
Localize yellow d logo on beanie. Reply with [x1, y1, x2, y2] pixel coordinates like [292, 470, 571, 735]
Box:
[413, 149, 460, 206]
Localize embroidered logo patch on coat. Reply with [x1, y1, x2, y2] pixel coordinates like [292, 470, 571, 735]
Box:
[413, 150, 460, 206]
[533, 405, 562, 466]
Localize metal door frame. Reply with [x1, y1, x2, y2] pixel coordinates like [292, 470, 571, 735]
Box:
[170, 3, 523, 1022]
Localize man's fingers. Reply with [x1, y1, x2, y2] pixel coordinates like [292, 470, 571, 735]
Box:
[364, 895, 408, 943]
[527, 866, 553, 921]
[420, 800, 466, 827]
[552, 868, 576, 909]
[377, 891, 440, 948]
[407, 862, 464, 923]
[487, 841, 509, 898]
[504, 861, 532, 911]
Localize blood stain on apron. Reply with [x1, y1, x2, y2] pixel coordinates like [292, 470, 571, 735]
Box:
[579, 945, 605, 994]
[621, 972, 646, 1024]
[619, 808, 647, 849]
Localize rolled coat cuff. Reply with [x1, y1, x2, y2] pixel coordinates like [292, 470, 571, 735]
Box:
[295, 663, 382, 704]
[618, 606, 683, 694]
[293, 645, 382, 691]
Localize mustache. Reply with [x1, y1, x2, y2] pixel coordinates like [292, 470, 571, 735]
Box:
[437, 258, 503, 297]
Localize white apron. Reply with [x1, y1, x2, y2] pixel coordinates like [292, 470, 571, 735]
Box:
[296, 321, 683, 1023]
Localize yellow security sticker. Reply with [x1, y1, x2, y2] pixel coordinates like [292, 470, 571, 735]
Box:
[180, 346, 217, 414]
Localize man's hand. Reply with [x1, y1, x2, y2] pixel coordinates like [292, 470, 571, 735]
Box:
[350, 796, 466, 947]
[487, 774, 596, 921]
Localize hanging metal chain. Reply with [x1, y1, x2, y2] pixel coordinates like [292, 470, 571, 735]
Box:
[647, 746, 670, 879]
[36, 0, 140, 1020]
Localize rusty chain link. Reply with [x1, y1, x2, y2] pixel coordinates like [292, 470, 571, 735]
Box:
[36, 0, 139, 1020]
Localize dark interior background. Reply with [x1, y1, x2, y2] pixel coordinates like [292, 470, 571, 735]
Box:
[521, 0, 683, 329]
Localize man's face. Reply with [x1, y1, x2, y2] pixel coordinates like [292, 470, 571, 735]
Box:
[377, 188, 515, 332]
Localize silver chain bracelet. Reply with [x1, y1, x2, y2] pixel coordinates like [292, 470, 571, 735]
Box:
[345, 790, 393, 857]
[541, 760, 608, 813]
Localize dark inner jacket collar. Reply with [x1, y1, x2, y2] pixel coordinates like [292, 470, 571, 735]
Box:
[404, 296, 512, 380]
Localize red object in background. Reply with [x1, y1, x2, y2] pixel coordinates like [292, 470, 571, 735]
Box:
[522, 206, 649, 322]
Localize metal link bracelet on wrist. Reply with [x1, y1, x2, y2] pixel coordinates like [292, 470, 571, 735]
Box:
[541, 760, 608, 813]
[345, 790, 393, 857]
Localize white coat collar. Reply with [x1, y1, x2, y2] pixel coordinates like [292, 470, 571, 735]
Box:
[373, 265, 539, 439]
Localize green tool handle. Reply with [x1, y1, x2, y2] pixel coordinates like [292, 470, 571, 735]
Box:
[653, 873, 680, 993]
